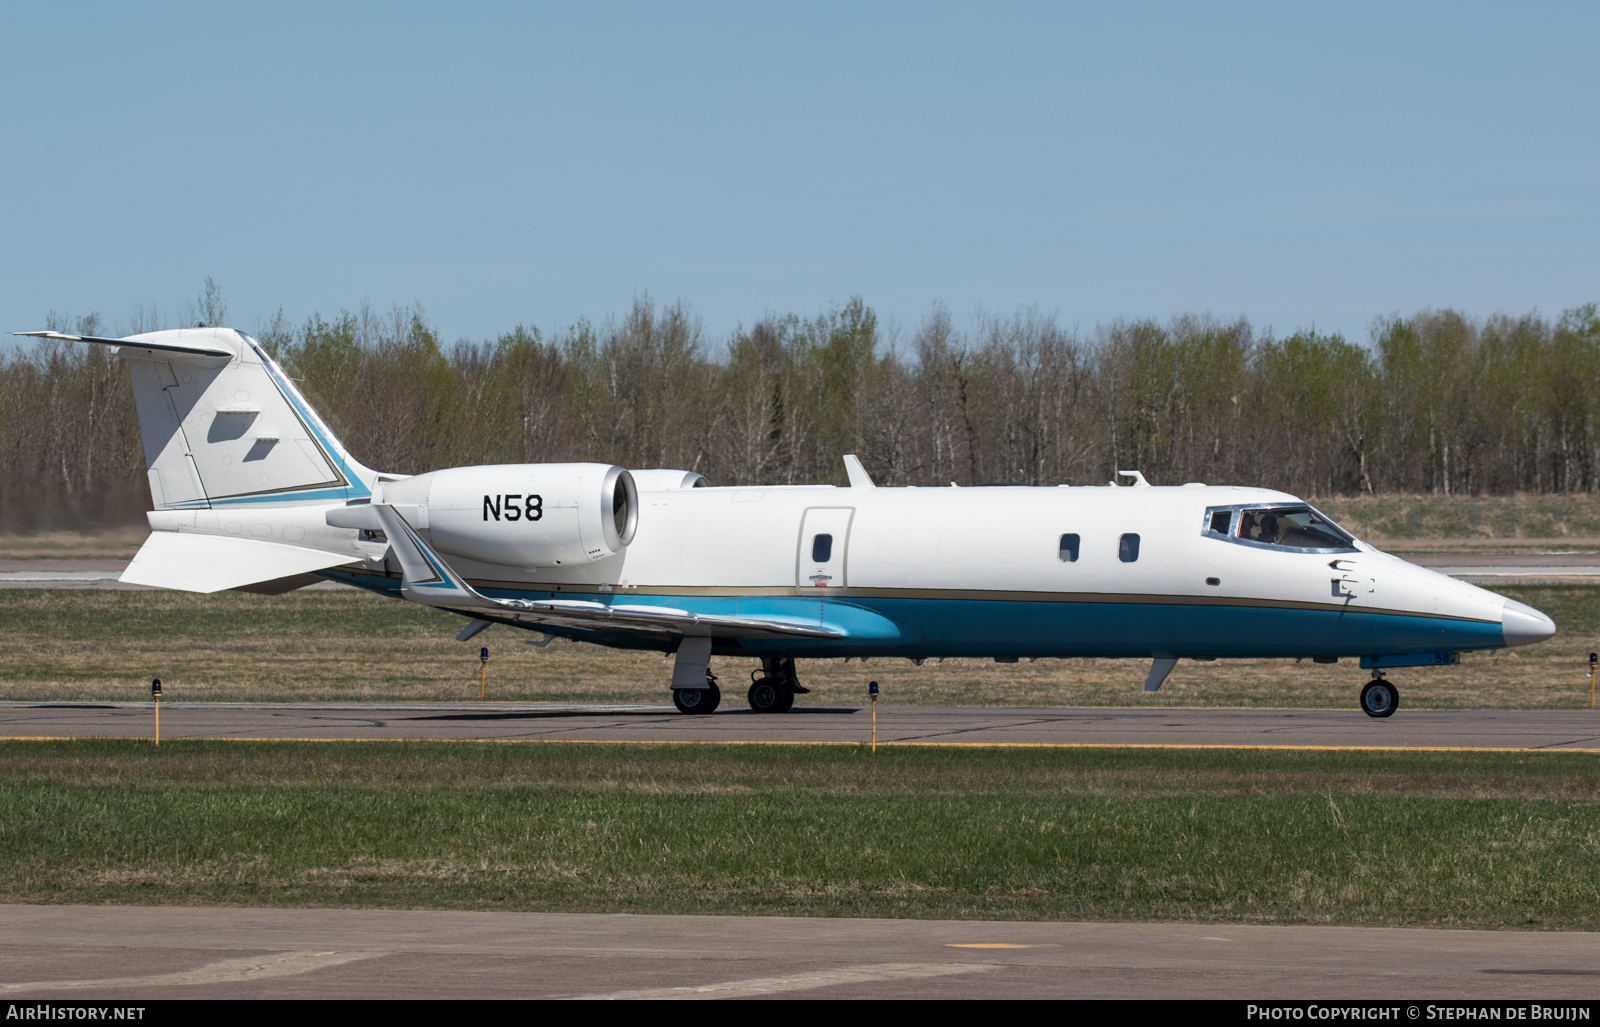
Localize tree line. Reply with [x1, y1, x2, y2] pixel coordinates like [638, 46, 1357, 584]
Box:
[3, 290, 1598, 530]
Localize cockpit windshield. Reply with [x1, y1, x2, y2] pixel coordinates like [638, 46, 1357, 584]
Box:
[1235, 506, 1354, 550]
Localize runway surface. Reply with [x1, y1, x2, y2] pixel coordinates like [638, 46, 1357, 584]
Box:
[6, 701, 1600, 751]
[2, 905, 1598, 999]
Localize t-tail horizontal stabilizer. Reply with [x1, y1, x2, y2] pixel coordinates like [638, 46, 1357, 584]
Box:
[121, 531, 359, 593]
[14, 330, 235, 360]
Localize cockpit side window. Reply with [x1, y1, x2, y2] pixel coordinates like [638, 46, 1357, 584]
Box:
[1203, 503, 1356, 551]
[1237, 507, 1354, 550]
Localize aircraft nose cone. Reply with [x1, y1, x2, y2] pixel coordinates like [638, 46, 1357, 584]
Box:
[1501, 598, 1556, 648]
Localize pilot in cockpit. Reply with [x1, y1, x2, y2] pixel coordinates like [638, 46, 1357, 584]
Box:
[1238, 510, 1274, 544]
[1235, 508, 1348, 549]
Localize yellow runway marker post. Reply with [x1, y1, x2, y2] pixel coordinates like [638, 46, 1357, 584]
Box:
[1590, 652, 1596, 710]
[151, 678, 161, 746]
[480, 646, 489, 701]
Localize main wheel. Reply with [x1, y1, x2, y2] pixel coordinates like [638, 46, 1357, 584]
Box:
[747, 678, 792, 713]
[1360, 679, 1399, 718]
[673, 683, 721, 715]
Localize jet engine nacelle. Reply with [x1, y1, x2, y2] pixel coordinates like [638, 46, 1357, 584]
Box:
[629, 468, 708, 491]
[379, 462, 637, 567]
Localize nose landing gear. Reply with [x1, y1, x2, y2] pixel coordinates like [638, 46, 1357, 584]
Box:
[1360, 673, 1399, 718]
[748, 656, 806, 713]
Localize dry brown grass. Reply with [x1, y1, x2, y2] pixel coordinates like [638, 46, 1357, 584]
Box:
[0, 584, 1594, 709]
[0, 527, 148, 561]
[1318, 493, 1600, 542]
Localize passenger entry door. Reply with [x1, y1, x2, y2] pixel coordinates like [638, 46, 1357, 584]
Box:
[797, 507, 854, 596]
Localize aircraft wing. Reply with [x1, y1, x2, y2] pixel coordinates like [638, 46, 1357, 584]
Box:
[467, 598, 843, 640]
[364, 504, 841, 641]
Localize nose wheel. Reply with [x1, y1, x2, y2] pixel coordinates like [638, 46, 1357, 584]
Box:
[1360, 676, 1399, 718]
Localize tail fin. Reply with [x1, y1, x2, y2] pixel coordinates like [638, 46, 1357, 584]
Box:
[17, 327, 377, 509]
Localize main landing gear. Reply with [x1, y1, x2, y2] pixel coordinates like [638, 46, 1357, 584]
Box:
[1360, 673, 1399, 718]
[671, 656, 808, 715]
[747, 656, 807, 714]
[673, 668, 721, 715]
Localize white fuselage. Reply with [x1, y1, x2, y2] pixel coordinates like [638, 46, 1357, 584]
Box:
[289, 480, 1524, 661]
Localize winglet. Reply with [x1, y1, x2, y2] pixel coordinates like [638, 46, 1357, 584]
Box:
[1118, 470, 1151, 488]
[369, 505, 498, 611]
[843, 454, 876, 488]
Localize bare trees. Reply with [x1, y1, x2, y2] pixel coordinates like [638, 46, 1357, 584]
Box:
[905, 307, 1095, 487]
[4, 294, 1600, 530]
[0, 314, 145, 529]
[1366, 307, 1600, 497]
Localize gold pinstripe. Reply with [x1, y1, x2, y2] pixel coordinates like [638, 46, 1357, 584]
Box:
[333, 568, 1496, 624]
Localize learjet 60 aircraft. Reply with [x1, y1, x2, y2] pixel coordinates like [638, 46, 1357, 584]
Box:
[21, 326, 1556, 717]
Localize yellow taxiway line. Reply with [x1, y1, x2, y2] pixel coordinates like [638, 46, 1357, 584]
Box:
[0, 735, 1598, 754]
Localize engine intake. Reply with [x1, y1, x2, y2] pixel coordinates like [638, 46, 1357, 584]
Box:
[378, 462, 637, 567]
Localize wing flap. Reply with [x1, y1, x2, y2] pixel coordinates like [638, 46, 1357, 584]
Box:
[122, 532, 358, 593]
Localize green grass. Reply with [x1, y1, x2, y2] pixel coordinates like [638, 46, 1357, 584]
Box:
[5, 740, 1600, 928]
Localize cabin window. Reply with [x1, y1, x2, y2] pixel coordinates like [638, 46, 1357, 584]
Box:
[1237, 507, 1353, 550]
[1058, 534, 1080, 562]
[1119, 533, 1140, 562]
[812, 533, 833, 562]
[1208, 510, 1232, 535]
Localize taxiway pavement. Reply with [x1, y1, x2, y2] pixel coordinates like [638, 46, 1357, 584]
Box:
[5, 702, 1600, 751]
[2, 905, 1598, 999]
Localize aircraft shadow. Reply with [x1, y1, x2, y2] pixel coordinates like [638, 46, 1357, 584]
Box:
[410, 707, 863, 722]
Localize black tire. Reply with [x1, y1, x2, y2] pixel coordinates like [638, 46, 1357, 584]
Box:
[1360, 679, 1399, 718]
[673, 683, 721, 715]
[747, 678, 790, 713]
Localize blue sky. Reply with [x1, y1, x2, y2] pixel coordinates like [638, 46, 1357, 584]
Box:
[3, 2, 1596, 349]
